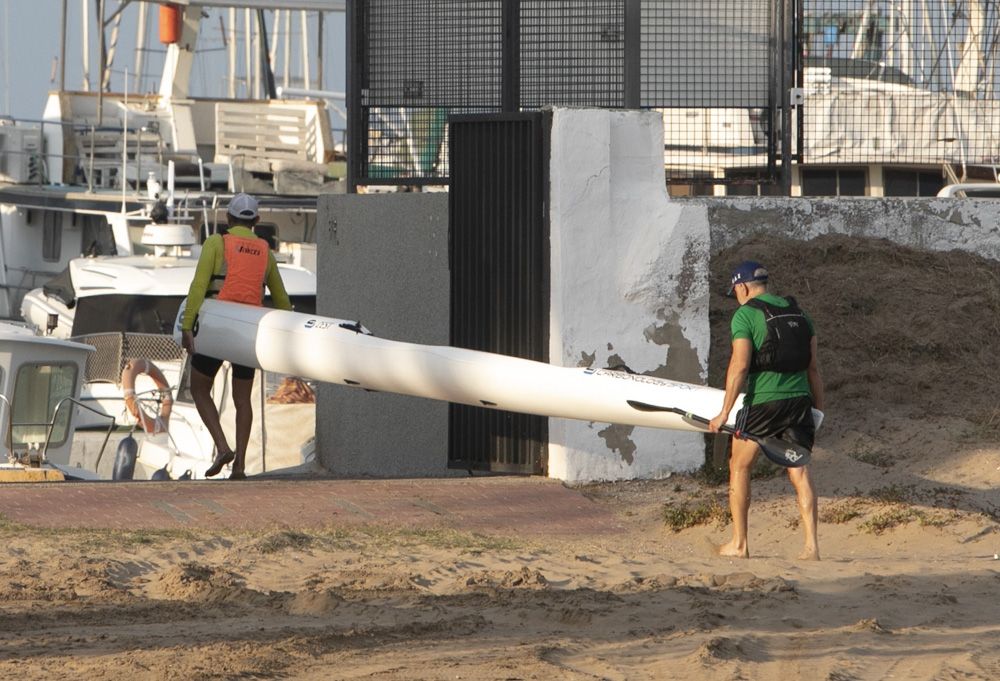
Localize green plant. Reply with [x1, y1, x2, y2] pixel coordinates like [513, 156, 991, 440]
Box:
[860, 507, 917, 534]
[849, 447, 896, 468]
[254, 529, 314, 554]
[868, 485, 914, 504]
[820, 500, 865, 524]
[662, 497, 730, 532]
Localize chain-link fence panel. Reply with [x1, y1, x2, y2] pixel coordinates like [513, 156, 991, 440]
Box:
[75, 333, 185, 385]
[520, 1, 626, 109]
[800, 0, 1000, 174]
[350, 0, 781, 187]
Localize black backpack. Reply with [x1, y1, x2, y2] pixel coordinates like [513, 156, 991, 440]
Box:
[743, 296, 812, 373]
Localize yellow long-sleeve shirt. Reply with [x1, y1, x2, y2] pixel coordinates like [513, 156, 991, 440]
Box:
[180, 225, 292, 332]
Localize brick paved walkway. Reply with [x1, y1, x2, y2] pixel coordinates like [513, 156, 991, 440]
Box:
[0, 477, 624, 538]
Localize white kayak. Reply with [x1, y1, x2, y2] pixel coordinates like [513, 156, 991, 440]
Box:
[177, 299, 740, 432]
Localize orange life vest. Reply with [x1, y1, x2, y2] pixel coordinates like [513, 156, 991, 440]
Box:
[215, 234, 269, 305]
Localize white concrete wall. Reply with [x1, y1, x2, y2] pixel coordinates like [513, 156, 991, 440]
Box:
[547, 108, 711, 482]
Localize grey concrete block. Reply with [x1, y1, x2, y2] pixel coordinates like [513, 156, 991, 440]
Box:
[314, 193, 458, 477]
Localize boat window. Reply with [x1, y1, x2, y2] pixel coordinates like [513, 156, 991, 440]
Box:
[884, 169, 945, 197]
[11, 363, 78, 448]
[81, 215, 117, 256]
[800, 167, 867, 196]
[42, 212, 62, 262]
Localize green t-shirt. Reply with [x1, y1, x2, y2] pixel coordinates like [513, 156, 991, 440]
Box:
[731, 292, 814, 406]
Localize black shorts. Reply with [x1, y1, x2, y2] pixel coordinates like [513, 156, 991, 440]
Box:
[190, 353, 256, 381]
[735, 395, 815, 450]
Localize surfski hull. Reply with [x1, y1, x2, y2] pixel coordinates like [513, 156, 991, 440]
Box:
[178, 299, 739, 433]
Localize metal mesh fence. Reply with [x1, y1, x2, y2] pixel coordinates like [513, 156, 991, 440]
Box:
[800, 0, 1000, 177]
[351, 0, 1000, 189]
[353, 0, 776, 186]
[520, 1, 626, 108]
[642, 0, 771, 108]
[75, 333, 185, 385]
[361, 0, 503, 181]
[643, 0, 774, 182]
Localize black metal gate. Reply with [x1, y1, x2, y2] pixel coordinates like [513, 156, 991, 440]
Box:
[447, 113, 549, 474]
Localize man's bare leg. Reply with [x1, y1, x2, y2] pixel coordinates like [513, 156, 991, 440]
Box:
[719, 437, 760, 558]
[190, 368, 233, 458]
[230, 374, 255, 476]
[788, 466, 820, 560]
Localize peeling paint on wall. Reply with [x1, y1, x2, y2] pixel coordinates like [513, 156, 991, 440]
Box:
[606, 353, 635, 373]
[643, 310, 702, 384]
[598, 423, 637, 464]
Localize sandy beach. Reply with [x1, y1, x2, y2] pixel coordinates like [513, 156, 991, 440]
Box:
[1, 233, 999, 679]
[0, 434, 997, 681]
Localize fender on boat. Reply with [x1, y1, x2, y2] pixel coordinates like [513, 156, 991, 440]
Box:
[112, 435, 138, 481]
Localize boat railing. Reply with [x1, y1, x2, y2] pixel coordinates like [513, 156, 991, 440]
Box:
[1, 116, 165, 191]
[936, 183, 1000, 198]
[0, 393, 115, 470]
[43, 397, 116, 471]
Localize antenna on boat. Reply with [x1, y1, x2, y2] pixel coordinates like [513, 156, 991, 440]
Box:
[198, 157, 211, 239]
[121, 67, 128, 213]
[167, 160, 176, 219]
[1, 1, 9, 114]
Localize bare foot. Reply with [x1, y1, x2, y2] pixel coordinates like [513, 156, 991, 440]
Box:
[798, 548, 821, 561]
[717, 540, 750, 559]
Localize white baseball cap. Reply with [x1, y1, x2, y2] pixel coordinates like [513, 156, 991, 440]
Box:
[227, 193, 259, 220]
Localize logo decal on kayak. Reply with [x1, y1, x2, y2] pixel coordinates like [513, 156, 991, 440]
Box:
[586, 368, 695, 390]
[304, 319, 338, 330]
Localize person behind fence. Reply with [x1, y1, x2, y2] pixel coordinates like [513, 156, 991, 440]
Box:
[708, 260, 826, 560]
[179, 193, 292, 480]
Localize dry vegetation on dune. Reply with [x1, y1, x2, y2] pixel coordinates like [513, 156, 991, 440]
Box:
[709, 232, 1000, 423]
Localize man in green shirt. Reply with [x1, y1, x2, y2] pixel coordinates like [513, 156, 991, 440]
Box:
[180, 193, 292, 479]
[709, 260, 826, 560]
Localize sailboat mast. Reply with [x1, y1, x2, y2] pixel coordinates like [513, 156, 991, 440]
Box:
[81, 0, 91, 91]
[134, 0, 148, 92]
[244, 8, 252, 97]
[300, 10, 310, 90]
[283, 9, 291, 88]
[317, 11, 323, 90]
[228, 7, 237, 97]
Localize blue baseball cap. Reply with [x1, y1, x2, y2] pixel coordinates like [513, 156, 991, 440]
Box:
[727, 260, 769, 295]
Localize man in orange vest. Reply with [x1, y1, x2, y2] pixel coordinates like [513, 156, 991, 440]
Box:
[180, 193, 292, 479]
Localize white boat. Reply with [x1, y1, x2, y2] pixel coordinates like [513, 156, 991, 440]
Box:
[0, 322, 111, 482]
